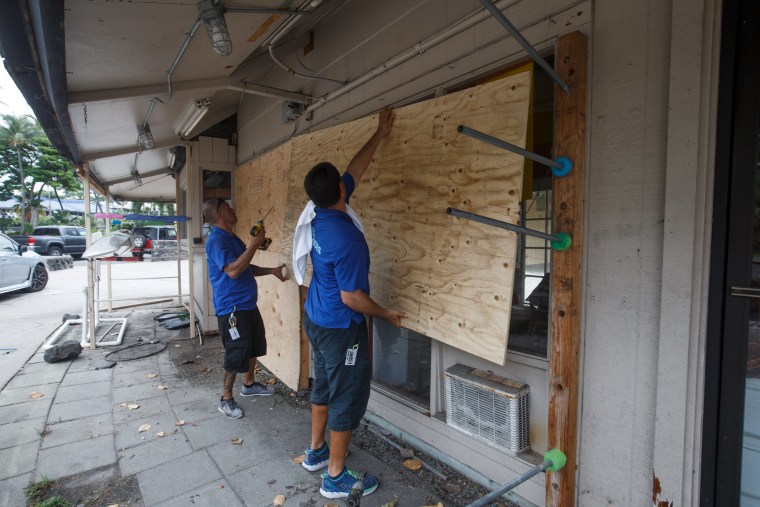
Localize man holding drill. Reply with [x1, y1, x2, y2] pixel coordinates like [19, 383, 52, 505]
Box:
[203, 197, 287, 419]
[294, 106, 407, 498]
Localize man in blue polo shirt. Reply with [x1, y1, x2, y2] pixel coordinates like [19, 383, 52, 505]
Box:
[203, 197, 287, 419]
[299, 106, 407, 499]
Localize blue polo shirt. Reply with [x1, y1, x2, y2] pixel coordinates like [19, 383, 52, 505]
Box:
[305, 173, 370, 328]
[205, 227, 257, 315]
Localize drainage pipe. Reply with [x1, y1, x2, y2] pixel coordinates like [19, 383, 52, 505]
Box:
[303, 0, 520, 116]
[362, 411, 538, 507]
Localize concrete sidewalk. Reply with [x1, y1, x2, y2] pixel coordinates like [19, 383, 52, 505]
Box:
[0, 308, 446, 507]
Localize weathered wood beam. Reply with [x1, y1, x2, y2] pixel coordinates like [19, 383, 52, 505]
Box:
[546, 30, 587, 507]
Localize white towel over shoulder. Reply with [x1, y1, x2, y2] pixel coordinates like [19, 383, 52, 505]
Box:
[292, 201, 364, 285]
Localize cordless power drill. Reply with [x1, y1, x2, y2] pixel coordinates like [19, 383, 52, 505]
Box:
[249, 207, 273, 251]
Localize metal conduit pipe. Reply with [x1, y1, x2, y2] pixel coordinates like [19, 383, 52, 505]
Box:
[362, 412, 539, 507]
[303, 0, 519, 115]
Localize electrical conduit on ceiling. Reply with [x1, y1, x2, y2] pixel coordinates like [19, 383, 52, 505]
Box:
[300, 0, 521, 115]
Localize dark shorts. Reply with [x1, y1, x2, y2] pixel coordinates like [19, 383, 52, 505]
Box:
[305, 313, 371, 432]
[217, 307, 267, 373]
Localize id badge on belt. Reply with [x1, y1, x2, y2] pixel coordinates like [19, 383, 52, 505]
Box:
[345, 344, 358, 365]
[228, 308, 240, 340]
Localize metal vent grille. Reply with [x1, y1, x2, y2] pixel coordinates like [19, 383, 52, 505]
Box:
[444, 363, 530, 453]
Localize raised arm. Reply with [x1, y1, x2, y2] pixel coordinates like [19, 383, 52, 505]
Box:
[222, 228, 266, 279]
[345, 106, 394, 186]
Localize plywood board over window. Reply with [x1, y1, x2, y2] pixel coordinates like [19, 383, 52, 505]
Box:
[235, 144, 301, 389]
[288, 72, 531, 363]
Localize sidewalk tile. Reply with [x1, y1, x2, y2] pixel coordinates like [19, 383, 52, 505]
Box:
[0, 472, 32, 507]
[40, 412, 113, 449]
[4, 369, 67, 390]
[48, 395, 111, 423]
[112, 381, 166, 404]
[112, 370, 160, 388]
[113, 394, 171, 425]
[136, 451, 222, 504]
[206, 431, 279, 475]
[118, 432, 193, 476]
[159, 479, 243, 507]
[0, 398, 52, 425]
[181, 413, 255, 450]
[171, 399, 218, 423]
[55, 380, 110, 403]
[226, 466, 318, 507]
[0, 441, 38, 480]
[114, 409, 181, 451]
[18, 361, 70, 376]
[0, 385, 57, 407]
[35, 434, 115, 480]
[60, 368, 113, 387]
[165, 383, 212, 405]
[0, 417, 45, 450]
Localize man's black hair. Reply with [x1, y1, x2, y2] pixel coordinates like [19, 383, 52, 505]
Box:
[304, 162, 342, 208]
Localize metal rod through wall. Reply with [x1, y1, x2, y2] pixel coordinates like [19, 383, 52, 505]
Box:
[458, 125, 562, 169]
[478, 0, 569, 92]
[447, 207, 561, 243]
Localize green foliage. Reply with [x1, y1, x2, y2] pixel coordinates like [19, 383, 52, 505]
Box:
[25, 477, 54, 502]
[0, 217, 16, 233]
[36, 497, 70, 507]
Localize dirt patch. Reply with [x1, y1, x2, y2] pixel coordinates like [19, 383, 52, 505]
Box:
[26, 467, 143, 507]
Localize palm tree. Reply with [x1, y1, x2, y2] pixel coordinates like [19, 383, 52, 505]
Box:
[0, 114, 43, 229]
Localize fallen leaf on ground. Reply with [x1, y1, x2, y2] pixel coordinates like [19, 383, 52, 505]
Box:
[29, 391, 43, 399]
[119, 402, 127, 407]
[147, 373, 158, 378]
[174, 344, 181, 348]
[175, 420, 186, 426]
[156, 431, 166, 437]
[420, 503, 444, 507]
[289, 393, 295, 397]
[138, 424, 151, 433]
[402, 459, 422, 471]
[180, 360, 196, 365]
[293, 455, 305, 464]
[273, 494, 286, 505]
[231, 437, 243, 445]
[266, 378, 276, 385]
[324, 503, 339, 507]
[201, 368, 212, 374]
[106, 504, 120, 507]
[127, 404, 139, 410]
[400, 448, 415, 459]
[219, 484, 225, 489]
[382, 500, 399, 507]
[267, 479, 276, 485]
[157, 385, 168, 390]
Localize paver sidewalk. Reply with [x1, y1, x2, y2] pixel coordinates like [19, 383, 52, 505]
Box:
[0, 308, 441, 507]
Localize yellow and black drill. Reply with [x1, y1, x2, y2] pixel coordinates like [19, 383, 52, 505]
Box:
[249, 207, 273, 251]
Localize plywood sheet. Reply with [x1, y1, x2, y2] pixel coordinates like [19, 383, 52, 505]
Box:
[234, 143, 291, 254]
[249, 250, 302, 390]
[235, 145, 301, 389]
[288, 73, 531, 363]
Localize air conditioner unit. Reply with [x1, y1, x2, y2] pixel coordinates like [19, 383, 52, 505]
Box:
[444, 363, 530, 453]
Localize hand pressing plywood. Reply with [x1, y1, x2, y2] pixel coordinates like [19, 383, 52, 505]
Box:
[289, 72, 531, 364]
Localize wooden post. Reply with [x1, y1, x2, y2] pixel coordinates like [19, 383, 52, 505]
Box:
[547, 31, 587, 507]
[299, 285, 311, 390]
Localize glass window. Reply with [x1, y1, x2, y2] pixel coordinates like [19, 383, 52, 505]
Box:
[65, 228, 79, 236]
[0, 236, 15, 251]
[372, 319, 431, 408]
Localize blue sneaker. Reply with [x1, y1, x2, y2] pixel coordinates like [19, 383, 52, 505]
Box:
[320, 467, 379, 499]
[240, 382, 274, 396]
[302, 442, 330, 471]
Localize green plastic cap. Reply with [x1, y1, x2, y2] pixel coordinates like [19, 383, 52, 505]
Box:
[550, 232, 572, 251]
[544, 448, 567, 472]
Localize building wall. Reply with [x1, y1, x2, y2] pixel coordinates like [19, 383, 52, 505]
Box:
[231, 0, 718, 504]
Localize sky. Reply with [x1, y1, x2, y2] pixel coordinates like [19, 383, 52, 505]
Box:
[0, 64, 35, 118]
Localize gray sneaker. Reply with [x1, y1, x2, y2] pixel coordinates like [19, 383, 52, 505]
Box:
[240, 382, 275, 397]
[218, 397, 244, 418]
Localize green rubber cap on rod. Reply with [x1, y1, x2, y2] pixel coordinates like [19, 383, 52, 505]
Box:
[550, 232, 572, 251]
[544, 448, 567, 472]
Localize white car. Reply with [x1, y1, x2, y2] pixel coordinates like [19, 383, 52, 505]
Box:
[0, 232, 49, 294]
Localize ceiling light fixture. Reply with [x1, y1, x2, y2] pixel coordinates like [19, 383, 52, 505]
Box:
[136, 123, 156, 150]
[198, 0, 232, 57]
[176, 98, 213, 139]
